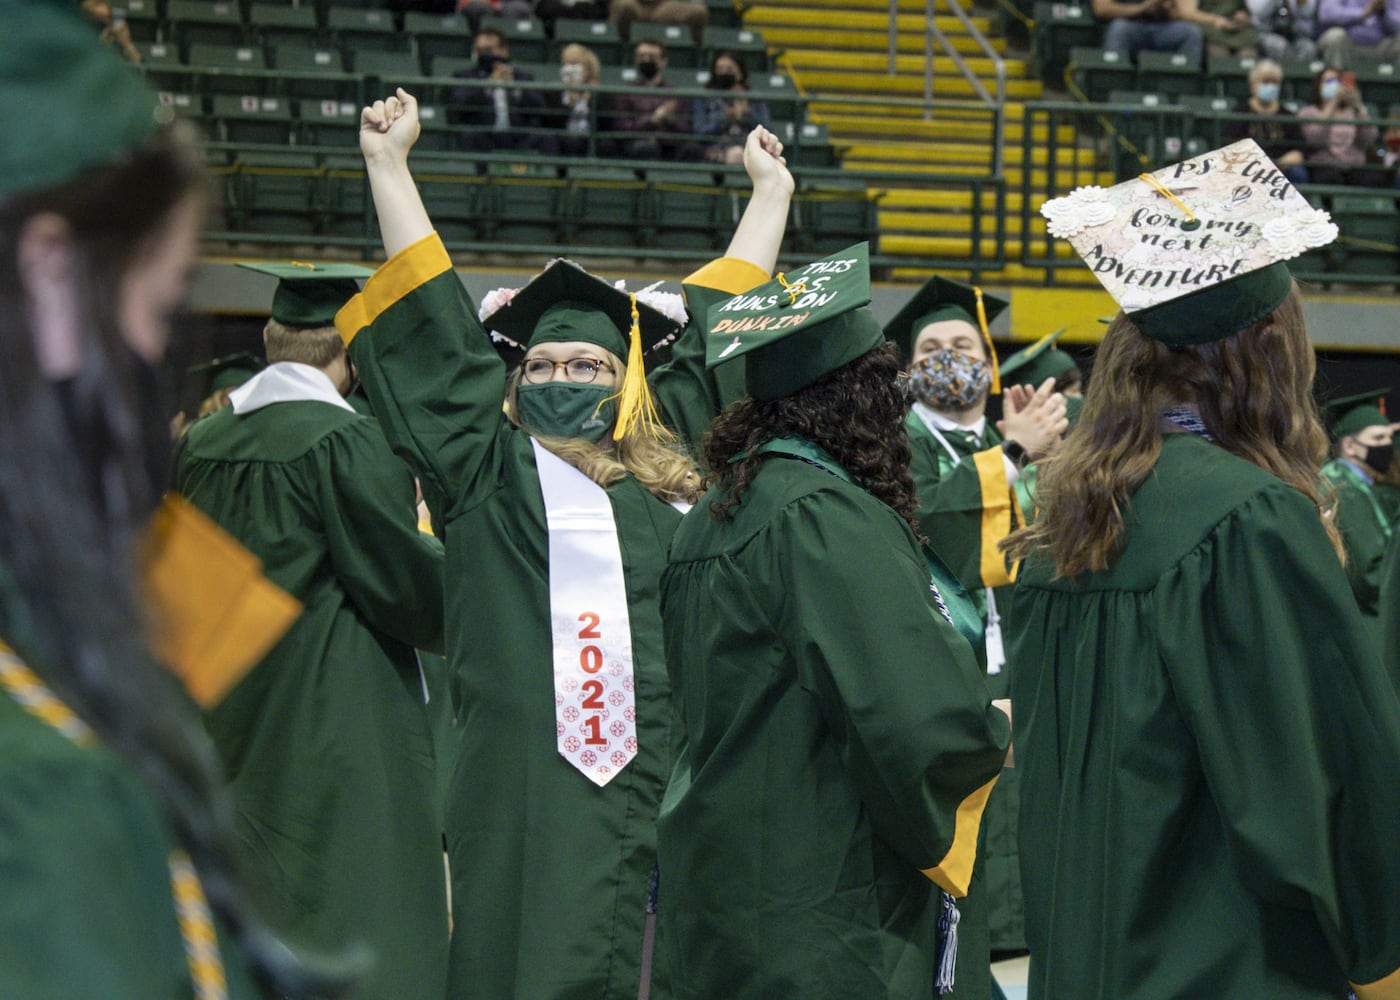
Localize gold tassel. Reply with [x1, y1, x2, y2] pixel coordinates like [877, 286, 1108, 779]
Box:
[974, 286, 1000, 395]
[609, 294, 673, 443]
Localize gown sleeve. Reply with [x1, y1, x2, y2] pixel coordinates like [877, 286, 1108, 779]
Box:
[773, 487, 1010, 897]
[1155, 482, 1400, 996]
[317, 417, 447, 655]
[336, 232, 507, 515]
[1333, 476, 1391, 615]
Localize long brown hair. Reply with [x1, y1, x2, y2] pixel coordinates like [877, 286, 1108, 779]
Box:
[702, 342, 922, 536]
[1003, 286, 1339, 578]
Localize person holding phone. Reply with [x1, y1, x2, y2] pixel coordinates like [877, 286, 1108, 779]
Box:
[1298, 65, 1380, 184]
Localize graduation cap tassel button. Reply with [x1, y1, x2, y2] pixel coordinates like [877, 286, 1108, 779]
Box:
[1138, 173, 1201, 232]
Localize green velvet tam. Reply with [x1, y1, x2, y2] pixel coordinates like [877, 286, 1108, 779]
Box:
[1127, 262, 1293, 346]
[1325, 388, 1391, 438]
[187, 352, 265, 394]
[0, 0, 167, 200]
[238, 262, 374, 328]
[882, 275, 1009, 358]
[1000, 328, 1075, 386]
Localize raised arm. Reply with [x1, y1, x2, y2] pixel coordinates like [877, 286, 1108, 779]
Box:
[360, 89, 433, 258]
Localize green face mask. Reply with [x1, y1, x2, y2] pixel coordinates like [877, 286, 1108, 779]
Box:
[516, 383, 617, 442]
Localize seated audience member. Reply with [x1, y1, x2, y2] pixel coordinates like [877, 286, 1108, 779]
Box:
[1094, 0, 1205, 64]
[602, 40, 690, 159]
[1317, 0, 1400, 66]
[1297, 66, 1380, 185]
[448, 28, 556, 156]
[1248, 0, 1321, 58]
[1224, 59, 1309, 183]
[553, 42, 602, 156]
[610, 0, 708, 45]
[1197, 0, 1262, 52]
[693, 51, 770, 165]
[81, 0, 142, 62]
[456, 0, 534, 32]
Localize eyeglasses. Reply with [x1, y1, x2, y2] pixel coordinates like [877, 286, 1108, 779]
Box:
[521, 357, 614, 384]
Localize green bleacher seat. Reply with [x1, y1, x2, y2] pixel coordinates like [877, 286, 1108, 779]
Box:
[415, 103, 460, 152]
[1354, 61, 1400, 110]
[481, 16, 550, 64]
[415, 158, 490, 244]
[431, 55, 478, 78]
[751, 71, 799, 122]
[788, 120, 840, 168]
[1068, 45, 1132, 103]
[703, 0, 740, 29]
[271, 45, 356, 101]
[793, 179, 875, 255]
[1136, 50, 1203, 98]
[210, 94, 296, 145]
[1281, 57, 1327, 103]
[187, 43, 270, 95]
[632, 23, 699, 68]
[137, 41, 187, 92]
[1107, 89, 1189, 172]
[405, 11, 473, 66]
[327, 7, 405, 54]
[565, 166, 646, 248]
[1330, 195, 1399, 279]
[155, 90, 204, 123]
[297, 98, 362, 147]
[321, 154, 372, 238]
[352, 49, 425, 83]
[231, 150, 321, 236]
[552, 20, 623, 67]
[1031, 1, 1100, 83]
[484, 173, 567, 247]
[645, 169, 724, 250]
[114, 0, 162, 43]
[1179, 93, 1235, 148]
[1205, 54, 1256, 99]
[251, 3, 322, 51]
[168, 0, 246, 48]
[702, 26, 769, 73]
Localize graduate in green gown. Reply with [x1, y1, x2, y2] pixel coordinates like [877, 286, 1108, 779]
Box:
[1320, 389, 1395, 621]
[885, 280, 1069, 962]
[1002, 328, 1086, 518]
[658, 247, 1011, 1000]
[0, 7, 357, 996]
[176, 265, 451, 1000]
[1006, 142, 1400, 1000]
[338, 88, 794, 1000]
[1381, 530, 1400, 685]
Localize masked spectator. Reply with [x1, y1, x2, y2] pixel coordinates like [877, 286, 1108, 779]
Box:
[448, 28, 556, 157]
[1297, 66, 1379, 185]
[1224, 59, 1309, 183]
[693, 51, 770, 165]
[602, 40, 690, 160]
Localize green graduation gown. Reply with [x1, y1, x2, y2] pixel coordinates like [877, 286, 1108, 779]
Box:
[1009, 434, 1400, 1000]
[0, 646, 260, 1000]
[1322, 458, 1394, 618]
[176, 390, 449, 1000]
[906, 408, 1026, 958]
[657, 442, 1009, 1000]
[1381, 534, 1400, 687]
[337, 232, 767, 1000]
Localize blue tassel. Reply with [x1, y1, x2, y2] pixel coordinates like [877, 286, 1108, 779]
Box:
[935, 891, 960, 995]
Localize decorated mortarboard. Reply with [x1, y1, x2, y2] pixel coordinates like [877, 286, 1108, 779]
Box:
[1324, 387, 1390, 438]
[1041, 138, 1338, 346]
[882, 276, 1010, 393]
[187, 351, 266, 394]
[999, 328, 1076, 386]
[705, 244, 883, 401]
[480, 259, 687, 441]
[237, 261, 375, 328]
[1, 0, 168, 200]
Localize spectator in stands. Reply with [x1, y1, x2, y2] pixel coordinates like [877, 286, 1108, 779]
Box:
[1248, 0, 1321, 59]
[554, 42, 601, 155]
[693, 51, 770, 165]
[448, 28, 557, 157]
[602, 40, 690, 159]
[1316, 0, 1400, 65]
[81, 0, 142, 63]
[1094, 0, 1205, 65]
[610, 0, 708, 46]
[456, 0, 535, 33]
[1298, 66, 1380, 184]
[1224, 59, 1309, 182]
[1196, 0, 1262, 53]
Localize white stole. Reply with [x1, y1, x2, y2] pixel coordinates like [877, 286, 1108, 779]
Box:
[532, 440, 638, 787]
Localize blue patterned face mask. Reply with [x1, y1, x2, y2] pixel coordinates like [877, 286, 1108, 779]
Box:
[908, 348, 992, 410]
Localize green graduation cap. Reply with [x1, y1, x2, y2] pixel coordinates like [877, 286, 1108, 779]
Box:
[1000, 328, 1076, 387]
[1042, 138, 1338, 345]
[2, 0, 167, 200]
[706, 244, 883, 401]
[882, 276, 1010, 393]
[187, 352, 265, 395]
[237, 262, 375, 328]
[1325, 388, 1390, 439]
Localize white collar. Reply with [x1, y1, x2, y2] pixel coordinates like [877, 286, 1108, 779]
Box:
[229, 362, 356, 415]
[912, 401, 986, 439]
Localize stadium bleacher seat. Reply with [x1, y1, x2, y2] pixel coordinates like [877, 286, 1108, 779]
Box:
[352, 49, 425, 83]
[321, 153, 372, 238]
[405, 11, 473, 67]
[297, 98, 362, 147]
[231, 150, 321, 235]
[481, 16, 550, 63]
[1107, 89, 1190, 171]
[484, 172, 568, 247]
[416, 103, 460, 152]
[565, 166, 647, 248]
[251, 3, 322, 51]
[793, 178, 876, 255]
[138, 41, 187, 92]
[188, 42, 270, 95]
[168, 0, 246, 48]
[210, 93, 296, 145]
[1032, 1, 1100, 83]
[702, 26, 769, 73]
[115, 0, 162, 43]
[328, 7, 405, 54]
[1068, 45, 1133, 102]
[645, 169, 725, 250]
[1354, 61, 1400, 111]
[553, 20, 624, 67]
[1206, 54, 1256, 100]
[1281, 57, 1327, 102]
[1179, 93, 1235, 149]
[271, 46, 356, 101]
[415, 158, 491, 244]
[1330, 195, 1399, 279]
[633, 23, 700, 68]
[1136, 50, 1203, 98]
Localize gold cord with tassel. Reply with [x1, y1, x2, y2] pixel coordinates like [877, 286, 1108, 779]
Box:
[608, 294, 674, 443]
[974, 287, 1000, 394]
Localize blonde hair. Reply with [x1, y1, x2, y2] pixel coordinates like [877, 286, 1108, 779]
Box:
[560, 43, 601, 85]
[505, 353, 701, 504]
[1003, 287, 1340, 578]
[1249, 58, 1283, 86]
[264, 318, 345, 368]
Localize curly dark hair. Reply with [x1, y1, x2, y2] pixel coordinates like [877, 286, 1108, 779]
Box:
[702, 342, 922, 536]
